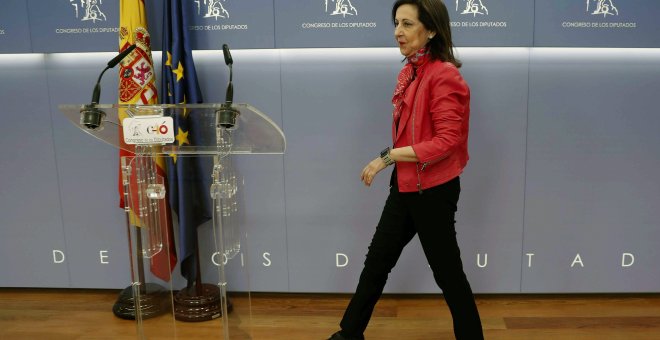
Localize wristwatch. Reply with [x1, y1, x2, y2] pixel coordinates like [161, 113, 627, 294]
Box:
[380, 147, 395, 166]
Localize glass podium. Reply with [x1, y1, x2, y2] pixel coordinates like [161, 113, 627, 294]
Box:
[59, 103, 285, 339]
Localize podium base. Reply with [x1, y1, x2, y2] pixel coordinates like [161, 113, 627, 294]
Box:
[174, 284, 233, 322]
[112, 284, 170, 320]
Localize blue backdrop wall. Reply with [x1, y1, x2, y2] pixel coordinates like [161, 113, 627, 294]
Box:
[1, 0, 659, 293]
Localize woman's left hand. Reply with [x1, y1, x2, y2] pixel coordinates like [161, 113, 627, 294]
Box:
[361, 157, 387, 187]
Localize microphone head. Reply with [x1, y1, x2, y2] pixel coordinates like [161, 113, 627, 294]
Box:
[222, 44, 233, 65]
[108, 44, 137, 68]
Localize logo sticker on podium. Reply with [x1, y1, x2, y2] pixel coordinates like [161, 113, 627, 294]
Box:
[122, 116, 175, 145]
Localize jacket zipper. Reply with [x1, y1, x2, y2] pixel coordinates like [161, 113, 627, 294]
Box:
[420, 155, 446, 171]
[411, 85, 423, 194]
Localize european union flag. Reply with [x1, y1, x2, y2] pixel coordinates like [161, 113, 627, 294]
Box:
[160, 0, 212, 288]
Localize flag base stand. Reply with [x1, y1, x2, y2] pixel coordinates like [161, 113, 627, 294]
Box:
[112, 283, 170, 320]
[173, 283, 233, 322]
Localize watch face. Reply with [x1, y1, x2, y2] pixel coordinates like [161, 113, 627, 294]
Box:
[380, 147, 390, 158]
[380, 147, 393, 166]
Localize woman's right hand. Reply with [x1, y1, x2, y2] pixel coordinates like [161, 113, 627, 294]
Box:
[361, 157, 387, 187]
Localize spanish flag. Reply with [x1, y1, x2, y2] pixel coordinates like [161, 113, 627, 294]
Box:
[118, 0, 176, 281]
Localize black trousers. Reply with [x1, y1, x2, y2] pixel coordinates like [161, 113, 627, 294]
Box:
[339, 174, 484, 340]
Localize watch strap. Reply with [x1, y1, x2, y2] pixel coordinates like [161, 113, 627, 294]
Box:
[380, 147, 394, 166]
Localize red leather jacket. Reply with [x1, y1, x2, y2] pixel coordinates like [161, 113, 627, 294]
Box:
[392, 59, 470, 193]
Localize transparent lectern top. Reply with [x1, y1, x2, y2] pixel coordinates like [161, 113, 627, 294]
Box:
[59, 103, 286, 155]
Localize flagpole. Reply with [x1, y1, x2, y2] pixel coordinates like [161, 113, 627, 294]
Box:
[195, 234, 204, 296]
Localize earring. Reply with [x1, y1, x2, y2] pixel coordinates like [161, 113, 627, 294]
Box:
[428, 35, 434, 40]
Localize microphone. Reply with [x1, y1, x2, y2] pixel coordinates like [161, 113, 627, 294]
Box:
[108, 44, 137, 69]
[91, 44, 136, 105]
[217, 44, 239, 129]
[81, 44, 136, 130]
[222, 43, 233, 66]
[222, 44, 234, 105]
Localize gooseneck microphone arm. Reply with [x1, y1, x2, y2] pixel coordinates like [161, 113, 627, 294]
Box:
[91, 68, 109, 105]
[91, 44, 137, 104]
[81, 44, 137, 130]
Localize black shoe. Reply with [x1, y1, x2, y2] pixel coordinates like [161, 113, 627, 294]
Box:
[328, 331, 365, 340]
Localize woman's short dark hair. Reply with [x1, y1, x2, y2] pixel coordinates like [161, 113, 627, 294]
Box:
[392, 0, 461, 68]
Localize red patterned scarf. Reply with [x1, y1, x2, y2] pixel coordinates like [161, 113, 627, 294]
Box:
[392, 47, 431, 122]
